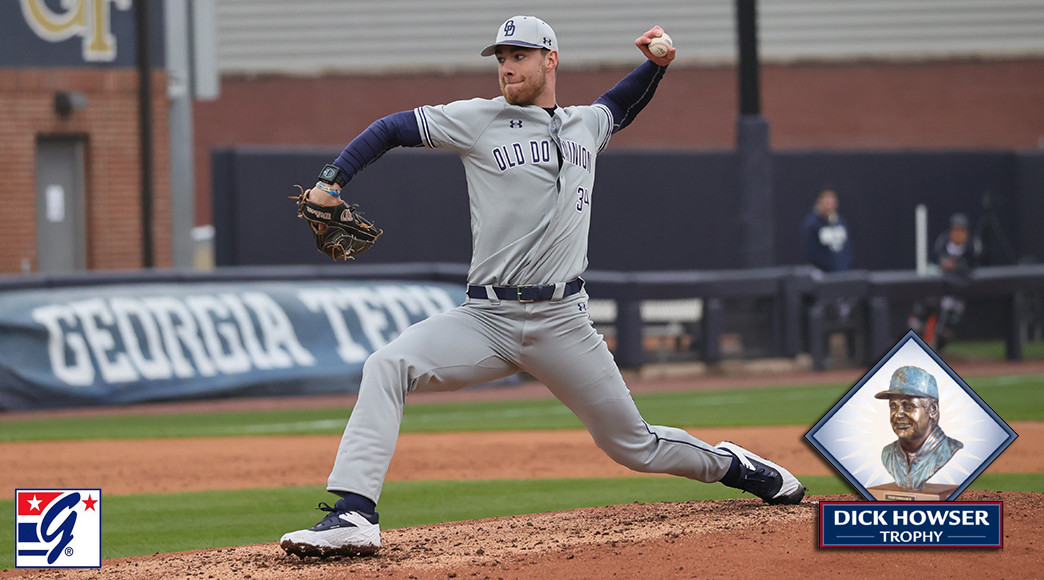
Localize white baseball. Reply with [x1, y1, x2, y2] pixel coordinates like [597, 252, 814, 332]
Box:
[648, 33, 672, 58]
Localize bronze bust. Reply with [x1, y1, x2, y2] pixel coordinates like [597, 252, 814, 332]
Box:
[876, 366, 963, 490]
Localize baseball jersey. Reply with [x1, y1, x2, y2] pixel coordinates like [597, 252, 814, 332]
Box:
[801, 210, 852, 272]
[415, 98, 613, 286]
[933, 232, 980, 273]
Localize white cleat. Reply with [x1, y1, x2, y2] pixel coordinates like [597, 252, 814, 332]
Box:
[280, 502, 381, 558]
[716, 441, 806, 505]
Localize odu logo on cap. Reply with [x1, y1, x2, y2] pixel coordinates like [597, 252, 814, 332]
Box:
[503, 20, 515, 36]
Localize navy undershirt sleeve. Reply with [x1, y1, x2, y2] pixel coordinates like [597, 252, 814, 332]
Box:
[331, 110, 422, 185]
[594, 60, 668, 134]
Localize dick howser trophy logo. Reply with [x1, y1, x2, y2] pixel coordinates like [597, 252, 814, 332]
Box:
[806, 331, 1017, 548]
[15, 489, 101, 568]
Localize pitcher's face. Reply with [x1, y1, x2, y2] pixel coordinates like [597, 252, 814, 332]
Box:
[496, 46, 555, 107]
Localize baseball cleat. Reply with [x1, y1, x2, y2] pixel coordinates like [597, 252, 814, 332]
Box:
[716, 441, 806, 505]
[280, 500, 381, 558]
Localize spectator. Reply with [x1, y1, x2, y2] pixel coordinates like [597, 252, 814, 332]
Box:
[909, 213, 982, 351]
[801, 187, 852, 273]
[802, 188, 856, 362]
[935, 213, 979, 275]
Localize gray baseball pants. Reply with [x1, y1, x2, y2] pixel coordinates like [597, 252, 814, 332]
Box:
[327, 288, 734, 502]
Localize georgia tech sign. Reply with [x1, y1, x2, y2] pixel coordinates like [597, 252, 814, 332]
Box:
[20, 0, 133, 62]
[0, 281, 465, 409]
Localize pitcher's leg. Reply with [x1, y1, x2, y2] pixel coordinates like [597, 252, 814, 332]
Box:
[522, 296, 732, 482]
[542, 354, 733, 482]
[327, 308, 518, 502]
[525, 295, 804, 503]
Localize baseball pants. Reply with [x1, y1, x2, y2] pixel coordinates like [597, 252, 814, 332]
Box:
[327, 289, 734, 502]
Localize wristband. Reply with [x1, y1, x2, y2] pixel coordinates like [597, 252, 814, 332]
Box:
[313, 181, 342, 197]
[318, 163, 347, 187]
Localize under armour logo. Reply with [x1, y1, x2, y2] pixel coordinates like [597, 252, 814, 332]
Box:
[503, 20, 515, 37]
[509, 120, 523, 128]
[543, 36, 552, 47]
[578, 303, 588, 312]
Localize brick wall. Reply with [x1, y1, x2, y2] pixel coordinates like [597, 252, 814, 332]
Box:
[194, 58, 1044, 225]
[0, 68, 171, 273]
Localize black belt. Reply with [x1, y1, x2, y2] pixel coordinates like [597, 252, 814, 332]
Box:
[467, 278, 584, 303]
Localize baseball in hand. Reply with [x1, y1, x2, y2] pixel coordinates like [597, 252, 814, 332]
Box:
[648, 33, 672, 58]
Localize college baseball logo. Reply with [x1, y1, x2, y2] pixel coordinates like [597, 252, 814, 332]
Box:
[15, 489, 101, 568]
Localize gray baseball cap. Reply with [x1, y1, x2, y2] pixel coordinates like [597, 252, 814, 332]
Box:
[481, 16, 558, 56]
[875, 366, 939, 400]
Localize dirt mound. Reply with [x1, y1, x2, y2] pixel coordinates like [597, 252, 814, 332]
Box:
[5, 490, 1040, 579]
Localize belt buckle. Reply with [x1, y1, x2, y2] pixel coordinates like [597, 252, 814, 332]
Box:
[516, 286, 536, 303]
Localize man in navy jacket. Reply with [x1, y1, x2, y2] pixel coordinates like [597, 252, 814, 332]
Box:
[801, 187, 852, 272]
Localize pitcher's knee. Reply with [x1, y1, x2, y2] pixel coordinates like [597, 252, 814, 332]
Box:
[361, 345, 415, 395]
[362, 346, 394, 377]
[595, 438, 658, 473]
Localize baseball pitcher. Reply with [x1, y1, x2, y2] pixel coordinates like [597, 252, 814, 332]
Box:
[281, 16, 805, 559]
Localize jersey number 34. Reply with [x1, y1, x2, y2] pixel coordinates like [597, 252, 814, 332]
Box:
[576, 186, 590, 212]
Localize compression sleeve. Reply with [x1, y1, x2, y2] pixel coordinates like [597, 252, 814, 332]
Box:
[330, 110, 423, 185]
[594, 60, 668, 134]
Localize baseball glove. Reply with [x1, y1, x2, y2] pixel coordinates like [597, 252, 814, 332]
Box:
[290, 185, 383, 261]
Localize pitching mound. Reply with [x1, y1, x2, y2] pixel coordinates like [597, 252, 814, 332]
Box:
[6, 490, 1040, 579]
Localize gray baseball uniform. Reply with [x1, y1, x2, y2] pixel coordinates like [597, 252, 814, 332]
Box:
[325, 96, 734, 503]
[282, 21, 802, 560]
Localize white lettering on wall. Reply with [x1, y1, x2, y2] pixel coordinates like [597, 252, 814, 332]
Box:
[240, 292, 316, 369]
[110, 296, 173, 380]
[33, 304, 95, 386]
[297, 285, 457, 365]
[29, 285, 456, 386]
[31, 292, 315, 386]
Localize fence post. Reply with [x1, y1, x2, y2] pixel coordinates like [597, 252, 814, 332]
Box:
[702, 298, 724, 363]
[615, 298, 644, 368]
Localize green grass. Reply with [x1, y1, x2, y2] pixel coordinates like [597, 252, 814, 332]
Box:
[945, 339, 1044, 361]
[2, 374, 1041, 442]
[2, 472, 1039, 569]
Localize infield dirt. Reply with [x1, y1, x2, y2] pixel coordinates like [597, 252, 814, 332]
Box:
[2, 360, 1042, 578]
[2, 491, 1040, 579]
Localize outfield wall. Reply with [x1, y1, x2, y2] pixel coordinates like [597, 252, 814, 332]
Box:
[2, 263, 1041, 410]
[0, 277, 464, 410]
